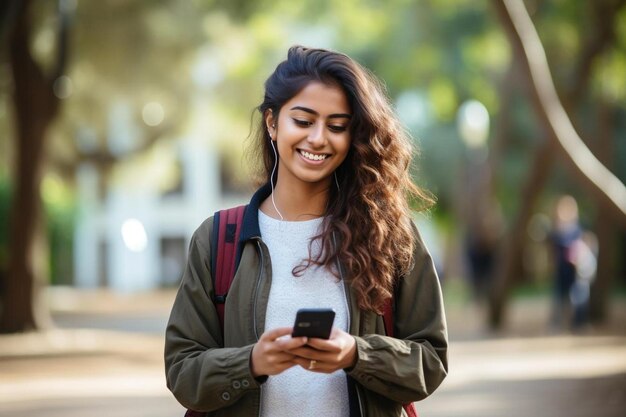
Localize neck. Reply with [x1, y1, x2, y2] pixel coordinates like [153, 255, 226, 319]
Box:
[264, 179, 330, 221]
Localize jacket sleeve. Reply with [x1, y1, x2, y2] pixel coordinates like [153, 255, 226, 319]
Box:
[164, 218, 261, 412]
[346, 222, 449, 403]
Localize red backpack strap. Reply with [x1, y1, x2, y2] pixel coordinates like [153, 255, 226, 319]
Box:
[383, 297, 419, 417]
[404, 402, 419, 417]
[211, 205, 246, 333]
[382, 297, 394, 338]
[184, 206, 246, 417]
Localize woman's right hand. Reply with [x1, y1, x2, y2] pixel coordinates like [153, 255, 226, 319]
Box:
[250, 327, 308, 377]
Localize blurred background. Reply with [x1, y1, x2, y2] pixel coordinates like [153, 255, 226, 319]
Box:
[0, 0, 625, 416]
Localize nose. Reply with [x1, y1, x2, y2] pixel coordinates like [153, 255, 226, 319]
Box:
[307, 123, 327, 148]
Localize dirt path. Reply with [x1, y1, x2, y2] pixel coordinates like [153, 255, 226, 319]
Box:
[0, 289, 624, 417]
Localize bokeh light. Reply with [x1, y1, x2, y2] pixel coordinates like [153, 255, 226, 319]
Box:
[120, 218, 148, 252]
[142, 102, 165, 127]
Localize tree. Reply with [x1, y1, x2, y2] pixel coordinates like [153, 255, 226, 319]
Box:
[0, 0, 196, 333]
[0, 0, 70, 333]
[488, 0, 626, 329]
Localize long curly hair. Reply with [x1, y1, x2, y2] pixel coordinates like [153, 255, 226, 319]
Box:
[248, 46, 434, 313]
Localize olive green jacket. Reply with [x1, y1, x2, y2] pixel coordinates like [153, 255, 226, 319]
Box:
[165, 185, 448, 417]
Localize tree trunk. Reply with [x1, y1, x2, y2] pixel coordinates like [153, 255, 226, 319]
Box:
[589, 100, 616, 323]
[489, 139, 556, 328]
[0, 0, 60, 333]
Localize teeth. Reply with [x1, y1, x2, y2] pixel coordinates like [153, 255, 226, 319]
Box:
[300, 150, 328, 161]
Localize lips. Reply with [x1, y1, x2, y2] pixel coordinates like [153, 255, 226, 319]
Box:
[299, 149, 329, 161]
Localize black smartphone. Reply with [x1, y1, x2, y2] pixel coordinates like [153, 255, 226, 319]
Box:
[291, 308, 335, 339]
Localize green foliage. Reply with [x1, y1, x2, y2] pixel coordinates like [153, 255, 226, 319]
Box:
[594, 49, 626, 102]
[42, 176, 76, 285]
[45, 202, 75, 286]
[0, 173, 76, 285]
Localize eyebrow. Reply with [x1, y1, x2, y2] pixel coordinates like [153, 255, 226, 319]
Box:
[290, 106, 352, 120]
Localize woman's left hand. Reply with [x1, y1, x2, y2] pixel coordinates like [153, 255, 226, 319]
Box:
[288, 327, 358, 373]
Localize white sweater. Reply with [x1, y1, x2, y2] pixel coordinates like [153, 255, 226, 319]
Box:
[259, 210, 350, 417]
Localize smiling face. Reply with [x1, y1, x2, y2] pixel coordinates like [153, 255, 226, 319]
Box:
[265, 81, 352, 193]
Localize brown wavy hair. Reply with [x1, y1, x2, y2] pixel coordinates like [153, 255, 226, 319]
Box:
[248, 46, 434, 313]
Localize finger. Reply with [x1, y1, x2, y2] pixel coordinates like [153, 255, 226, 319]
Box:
[293, 358, 338, 374]
[275, 335, 309, 351]
[273, 360, 300, 374]
[293, 357, 321, 369]
[305, 337, 340, 352]
[269, 353, 300, 366]
[253, 351, 296, 376]
[293, 357, 312, 369]
[262, 359, 299, 376]
[286, 345, 317, 358]
[288, 346, 334, 362]
[261, 326, 294, 341]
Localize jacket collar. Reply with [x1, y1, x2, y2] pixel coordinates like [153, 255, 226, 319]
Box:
[240, 183, 272, 241]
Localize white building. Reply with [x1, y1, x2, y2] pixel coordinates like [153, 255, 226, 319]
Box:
[73, 99, 248, 292]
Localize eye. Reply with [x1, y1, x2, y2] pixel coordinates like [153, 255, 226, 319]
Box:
[293, 118, 313, 127]
[328, 125, 348, 133]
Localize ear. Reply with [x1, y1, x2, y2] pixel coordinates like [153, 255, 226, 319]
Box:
[264, 110, 277, 140]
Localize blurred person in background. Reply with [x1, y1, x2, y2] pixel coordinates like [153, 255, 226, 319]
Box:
[569, 230, 598, 330]
[549, 195, 597, 331]
[164, 46, 448, 417]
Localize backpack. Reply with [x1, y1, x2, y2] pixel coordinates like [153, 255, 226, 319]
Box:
[185, 206, 418, 417]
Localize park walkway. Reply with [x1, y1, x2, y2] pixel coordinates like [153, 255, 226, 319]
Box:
[0, 288, 625, 417]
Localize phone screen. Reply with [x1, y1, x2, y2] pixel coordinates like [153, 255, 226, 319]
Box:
[291, 308, 335, 339]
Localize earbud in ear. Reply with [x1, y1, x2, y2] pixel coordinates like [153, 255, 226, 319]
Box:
[269, 124, 276, 139]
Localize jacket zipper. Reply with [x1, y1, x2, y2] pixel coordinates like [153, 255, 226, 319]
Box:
[253, 238, 264, 417]
[252, 238, 264, 340]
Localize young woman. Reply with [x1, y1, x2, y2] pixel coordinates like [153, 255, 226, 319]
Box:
[165, 46, 448, 417]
